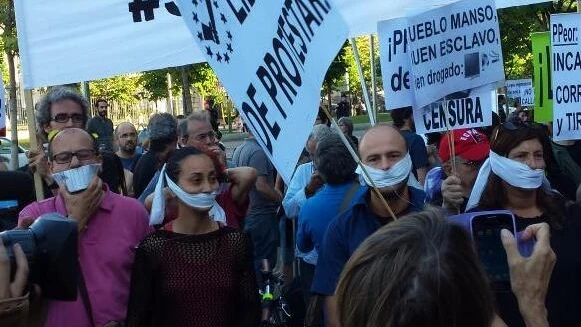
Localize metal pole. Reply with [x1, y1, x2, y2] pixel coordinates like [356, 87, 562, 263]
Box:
[370, 35, 378, 124]
[350, 38, 375, 126]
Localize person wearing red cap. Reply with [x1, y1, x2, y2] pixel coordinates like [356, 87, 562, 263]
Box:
[424, 128, 489, 212]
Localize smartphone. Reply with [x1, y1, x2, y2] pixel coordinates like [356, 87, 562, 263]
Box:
[470, 211, 516, 292]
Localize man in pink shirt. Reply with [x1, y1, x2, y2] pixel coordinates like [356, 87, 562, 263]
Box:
[19, 128, 152, 327]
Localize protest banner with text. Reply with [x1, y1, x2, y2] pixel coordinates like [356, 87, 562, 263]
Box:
[406, 0, 505, 109]
[532, 32, 553, 122]
[551, 13, 581, 141]
[414, 85, 493, 134]
[506, 79, 534, 106]
[550, 15, 581, 138]
[175, 0, 348, 182]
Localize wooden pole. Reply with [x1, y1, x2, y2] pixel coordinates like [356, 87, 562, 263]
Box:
[24, 90, 44, 201]
[321, 107, 397, 221]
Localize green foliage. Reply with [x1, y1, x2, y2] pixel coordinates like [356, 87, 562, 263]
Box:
[321, 40, 349, 95]
[498, 0, 578, 79]
[344, 36, 382, 99]
[89, 74, 142, 105]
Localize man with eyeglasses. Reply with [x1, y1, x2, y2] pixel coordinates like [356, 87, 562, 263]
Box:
[87, 99, 114, 152]
[18, 128, 151, 327]
[115, 122, 142, 172]
[424, 128, 490, 212]
[24, 87, 90, 198]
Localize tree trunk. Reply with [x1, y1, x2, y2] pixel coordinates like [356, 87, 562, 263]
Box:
[166, 71, 174, 115]
[7, 51, 19, 170]
[326, 81, 332, 115]
[180, 65, 193, 115]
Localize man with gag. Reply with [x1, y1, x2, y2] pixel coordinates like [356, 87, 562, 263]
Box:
[311, 125, 426, 327]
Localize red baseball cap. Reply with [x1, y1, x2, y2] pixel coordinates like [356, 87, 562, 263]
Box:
[439, 128, 490, 163]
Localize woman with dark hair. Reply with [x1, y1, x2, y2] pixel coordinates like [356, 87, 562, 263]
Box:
[125, 147, 260, 327]
[337, 117, 358, 148]
[335, 208, 555, 327]
[467, 122, 581, 327]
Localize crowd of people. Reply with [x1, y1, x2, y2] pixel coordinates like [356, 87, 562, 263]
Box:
[0, 86, 579, 327]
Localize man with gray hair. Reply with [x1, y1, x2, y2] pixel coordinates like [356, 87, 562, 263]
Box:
[282, 124, 331, 217]
[296, 132, 362, 310]
[25, 87, 90, 197]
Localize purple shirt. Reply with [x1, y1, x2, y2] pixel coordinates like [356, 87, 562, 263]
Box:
[19, 187, 152, 327]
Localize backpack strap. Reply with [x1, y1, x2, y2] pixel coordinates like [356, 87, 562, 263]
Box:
[339, 181, 361, 214]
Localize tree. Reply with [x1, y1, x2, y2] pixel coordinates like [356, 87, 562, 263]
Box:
[498, 1, 578, 79]
[89, 74, 142, 106]
[321, 40, 349, 110]
[0, 0, 20, 169]
[140, 68, 182, 102]
[344, 36, 382, 105]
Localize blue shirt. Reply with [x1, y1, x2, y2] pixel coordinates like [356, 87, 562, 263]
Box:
[311, 186, 426, 295]
[401, 130, 429, 179]
[424, 166, 444, 205]
[297, 183, 366, 263]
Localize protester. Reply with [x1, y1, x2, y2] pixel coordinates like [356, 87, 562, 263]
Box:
[142, 112, 256, 229]
[497, 94, 507, 123]
[315, 107, 330, 126]
[282, 125, 331, 218]
[26, 87, 89, 197]
[177, 118, 189, 148]
[312, 125, 426, 326]
[425, 128, 489, 212]
[18, 128, 151, 327]
[232, 127, 282, 273]
[390, 107, 429, 185]
[335, 208, 555, 327]
[425, 131, 442, 169]
[337, 117, 358, 148]
[467, 122, 581, 327]
[133, 113, 178, 198]
[0, 240, 29, 327]
[115, 122, 142, 172]
[125, 147, 260, 327]
[335, 94, 351, 119]
[87, 99, 114, 152]
[204, 98, 220, 132]
[296, 132, 362, 319]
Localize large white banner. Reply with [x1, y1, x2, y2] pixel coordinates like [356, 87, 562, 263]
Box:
[414, 85, 494, 134]
[15, 0, 549, 89]
[406, 0, 505, 108]
[0, 79, 5, 137]
[505, 79, 534, 106]
[550, 13, 581, 141]
[173, 0, 347, 182]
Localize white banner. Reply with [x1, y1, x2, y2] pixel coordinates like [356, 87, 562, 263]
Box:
[0, 79, 5, 137]
[378, 17, 412, 110]
[551, 13, 581, 141]
[505, 79, 534, 106]
[15, 0, 548, 89]
[414, 85, 494, 134]
[174, 0, 347, 182]
[406, 0, 505, 109]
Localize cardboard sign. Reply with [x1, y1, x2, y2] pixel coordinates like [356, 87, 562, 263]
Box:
[532, 32, 553, 122]
[506, 79, 534, 106]
[175, 0, 348, 182]
[414, 85, 493, 134]
[550, 13, 581, 141]
[406, 0, 505, 108]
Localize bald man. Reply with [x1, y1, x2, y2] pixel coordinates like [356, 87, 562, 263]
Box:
[18, 128, 151, 327]
[115, 122, 142, 172]
[310, 125, 426, 327]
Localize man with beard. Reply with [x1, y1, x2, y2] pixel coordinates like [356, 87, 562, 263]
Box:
[391, 106, 429, 185]
[115, 122, 142, 172]
[311, 125, 425, 327]
[87, 99, 114, 152]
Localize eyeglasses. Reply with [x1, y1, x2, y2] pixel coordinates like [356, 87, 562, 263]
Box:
[192, 131, 217, 142]
[52, 113, 84, 124]
[459, 159, 485, 168]
[491, 121, 544, 146]
[52, 149, 96, 164]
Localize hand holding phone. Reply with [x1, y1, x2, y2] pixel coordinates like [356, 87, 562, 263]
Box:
[501, 223, 555, 326]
